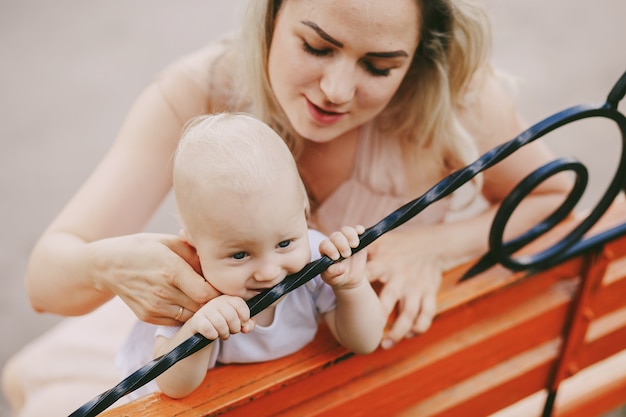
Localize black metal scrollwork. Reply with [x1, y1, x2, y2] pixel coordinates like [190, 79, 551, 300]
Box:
[463, 75, 626, 278]
[69, 70, 626, 417]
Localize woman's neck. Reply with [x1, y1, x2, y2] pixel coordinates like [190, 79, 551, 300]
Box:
[297, 129, 359, 207]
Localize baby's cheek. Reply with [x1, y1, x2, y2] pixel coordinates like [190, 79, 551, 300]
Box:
[296, 248, 313, 270]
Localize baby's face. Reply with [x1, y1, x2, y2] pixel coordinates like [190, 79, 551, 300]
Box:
[188, 182, 311, 300]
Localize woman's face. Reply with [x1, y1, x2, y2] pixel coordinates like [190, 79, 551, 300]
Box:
[268, 0, 420, 143]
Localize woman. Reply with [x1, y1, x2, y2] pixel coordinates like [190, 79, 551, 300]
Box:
[3, 0, 570, 415]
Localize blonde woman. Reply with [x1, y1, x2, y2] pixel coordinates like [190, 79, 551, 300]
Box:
[3, 0, 570, 415]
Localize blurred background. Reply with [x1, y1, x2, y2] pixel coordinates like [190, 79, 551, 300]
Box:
[1, 1, 625, 416]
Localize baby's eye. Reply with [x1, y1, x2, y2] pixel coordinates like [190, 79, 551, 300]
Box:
[277, 240, 292, 249]
[231, 251, 248, 260]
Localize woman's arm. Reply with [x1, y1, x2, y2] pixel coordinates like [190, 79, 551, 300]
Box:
[25, 65, 218, 323]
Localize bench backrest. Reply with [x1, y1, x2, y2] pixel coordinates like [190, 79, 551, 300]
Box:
[101, 201, 626, 417]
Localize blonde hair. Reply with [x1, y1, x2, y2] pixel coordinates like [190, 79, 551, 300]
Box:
[173, 113, 309, 215]
[238, 0, 491, 175]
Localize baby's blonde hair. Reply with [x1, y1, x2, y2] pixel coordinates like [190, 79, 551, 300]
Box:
[173, 113, 309, 217]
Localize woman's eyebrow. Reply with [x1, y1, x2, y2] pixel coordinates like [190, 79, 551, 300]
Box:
[300, 20, 408, 58]
[366, 50, 408, 58]
[301, 20, 343, 48]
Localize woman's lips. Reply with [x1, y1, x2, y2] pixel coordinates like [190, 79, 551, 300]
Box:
[306, 99, 346, 125]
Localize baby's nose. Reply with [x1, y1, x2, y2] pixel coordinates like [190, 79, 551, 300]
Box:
[253, 259, 282, 283]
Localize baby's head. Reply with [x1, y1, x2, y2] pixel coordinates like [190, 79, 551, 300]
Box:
[174, 113, 306, 195]
[173, 113, 311, 297]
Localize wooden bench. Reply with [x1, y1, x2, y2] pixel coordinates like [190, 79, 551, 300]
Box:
[101, 201, 626, 417]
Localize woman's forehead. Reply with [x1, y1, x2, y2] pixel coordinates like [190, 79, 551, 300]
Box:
[280, 0, 420, 49]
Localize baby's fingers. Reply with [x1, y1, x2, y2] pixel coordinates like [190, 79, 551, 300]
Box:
[320, 225, 364, 260]
[202, 297, 251, 340]
[241, 318, 256, 333]
[332, 227, 360, 257]
[342, 225, 364, 248]
[319, 237, 341, 260]
[322, 262, 346, 281]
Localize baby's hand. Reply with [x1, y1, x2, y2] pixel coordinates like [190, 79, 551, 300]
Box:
[189, 295, 255, 340]
[319, 225, 367, 289]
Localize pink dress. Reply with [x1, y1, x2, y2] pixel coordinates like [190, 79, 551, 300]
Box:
[313, 120, 449, 235]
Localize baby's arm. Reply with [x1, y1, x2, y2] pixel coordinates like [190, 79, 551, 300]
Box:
[319, 226, 385, 354]
[153, 295, 254, 398]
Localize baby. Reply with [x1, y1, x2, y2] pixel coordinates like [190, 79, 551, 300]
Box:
[117, 113, 384, 399]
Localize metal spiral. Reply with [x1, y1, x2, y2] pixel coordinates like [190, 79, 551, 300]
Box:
[462, 76, 626, 279]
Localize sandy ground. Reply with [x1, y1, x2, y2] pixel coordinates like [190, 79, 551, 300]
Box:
[1, 1, 625, 416]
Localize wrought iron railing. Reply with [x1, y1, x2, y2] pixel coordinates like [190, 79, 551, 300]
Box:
[70, 69, 626, 417]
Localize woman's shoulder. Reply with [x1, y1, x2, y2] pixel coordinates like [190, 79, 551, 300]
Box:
[150, 34, 248, 119]
[457, 66, 525, 151]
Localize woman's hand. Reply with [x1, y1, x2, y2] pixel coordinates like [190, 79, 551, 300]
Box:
[90, 233, 219, 325]
[366, 228, 443, 350]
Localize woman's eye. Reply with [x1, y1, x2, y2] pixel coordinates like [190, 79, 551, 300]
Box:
[302, 42, 331, 57]
[362, 61, 391, 77]
[277, 240, 291, 249]
[231, 252, 248, 260]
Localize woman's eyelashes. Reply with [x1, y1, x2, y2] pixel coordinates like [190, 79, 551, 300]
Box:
[302, 41, 330, 57]
[302, 41, 392, 77]
[361, 61, 391, 77]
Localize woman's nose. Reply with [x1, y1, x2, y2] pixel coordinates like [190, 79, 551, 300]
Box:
[319, 59, 356, 106]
